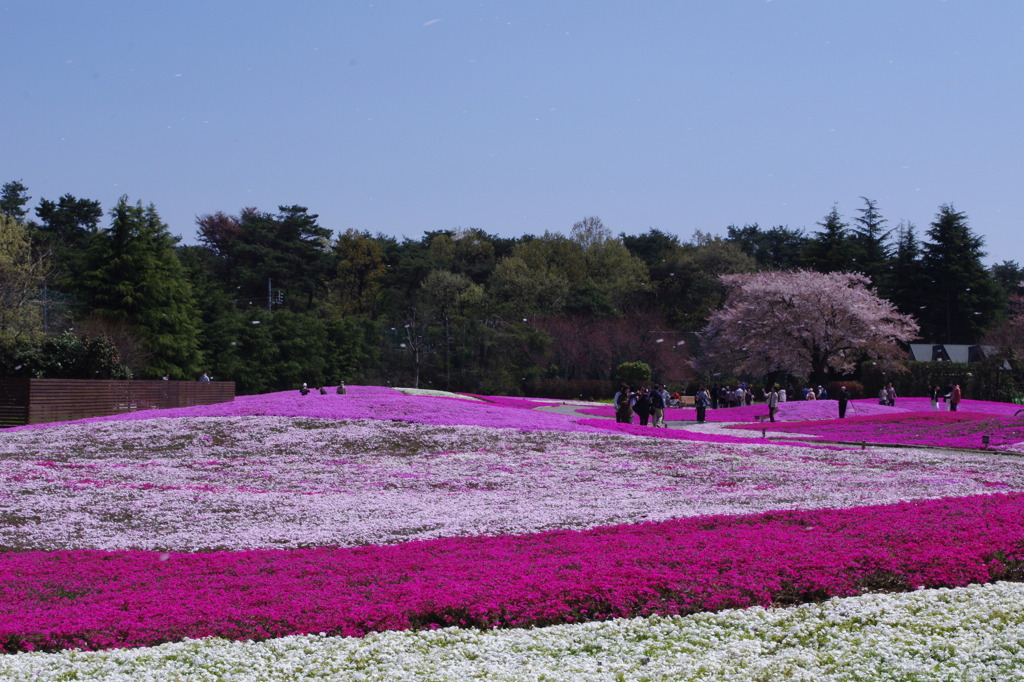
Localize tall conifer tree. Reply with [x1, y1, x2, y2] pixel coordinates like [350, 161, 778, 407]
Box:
[921, 204, 1003, 344]
[851, 197, 891, 289]
[803, 205, 858, 273]
[83, 196, 202, 378]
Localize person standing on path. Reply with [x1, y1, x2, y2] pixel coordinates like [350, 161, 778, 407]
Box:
[634, 387, 652, 426]
[614, 385, 633, 424]
[763, 384, 780, 423]
[650, 386, 666, 427]
[695, 385, 710, 424]
[838, 386, 849, 419]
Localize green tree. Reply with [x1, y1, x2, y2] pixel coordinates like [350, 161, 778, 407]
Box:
[33, 193, 103, 298]
[196, 205, 333, 311]
[727, 224, 809, 270]
[851, 197, 891, 287]
[486, 255, 569, 320]
[886, 221, 928, 319]
[82, 197, 202, 378]
[803, 205, 858, 273]
[920, 204, 1003, 344]
[650, 233, 757, 331]
[991, 260, 1024, 300]
[425, 228, 500, 284]
[621, 228, 681, 269]
[0, 213, 47, 347]
[328, 229, 388, 316]
[616, 360, 652, 384]
[0, 180, 31, 222]
[417, 269, 484, 390]
[34, 332, 133, 379]
[177, 243, 246, 377]
[507, 217, 649, 318]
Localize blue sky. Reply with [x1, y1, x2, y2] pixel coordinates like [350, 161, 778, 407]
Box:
[4, 1, 1022, 264]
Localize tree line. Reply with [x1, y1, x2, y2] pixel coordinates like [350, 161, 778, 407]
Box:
[2, 179, 1021, 396]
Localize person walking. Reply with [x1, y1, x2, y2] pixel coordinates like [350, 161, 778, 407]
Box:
[950, 383, 962, 412]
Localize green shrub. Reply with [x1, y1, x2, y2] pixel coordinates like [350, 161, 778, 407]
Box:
[615, 361, 652, 385]
[1, 332, 133, 380]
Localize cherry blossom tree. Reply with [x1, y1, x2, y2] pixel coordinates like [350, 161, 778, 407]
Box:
[697, 271, 919, 384]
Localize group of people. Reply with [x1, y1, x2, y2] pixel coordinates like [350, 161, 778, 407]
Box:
[930, 383, 962, 411]
[613, 384, 671, 427]
[878, 382, 897, 406]
[706, 382, 832, 409]
[299, 382, 347, 395]
[618, 380, 961, 426]
[710, 383, 756, 409]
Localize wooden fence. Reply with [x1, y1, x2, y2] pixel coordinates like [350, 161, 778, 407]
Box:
[0, 379, 235, 427]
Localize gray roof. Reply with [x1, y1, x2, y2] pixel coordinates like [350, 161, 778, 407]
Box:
[909, 344, 1004, 365]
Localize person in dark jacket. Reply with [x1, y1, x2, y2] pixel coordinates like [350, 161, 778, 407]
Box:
[696, 385, 710, 424]
[650, 387, 666, 427]
[634, 387, 652, 426]
[838, 386, 849, 418]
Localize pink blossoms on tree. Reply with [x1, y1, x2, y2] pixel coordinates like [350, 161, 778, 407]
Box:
[697, 271, 919, 384]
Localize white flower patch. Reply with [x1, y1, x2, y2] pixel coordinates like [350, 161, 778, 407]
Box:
[5, 581, 1024, 680]
[3, 416, 1024, 552]
[392, 387, 484, 400]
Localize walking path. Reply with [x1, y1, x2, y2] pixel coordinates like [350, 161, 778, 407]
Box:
[535, 403, 810, 438]
[535, 402, 1024, 456]
[532, 401, 802, 432]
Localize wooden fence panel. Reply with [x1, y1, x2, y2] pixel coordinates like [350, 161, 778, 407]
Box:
[0, 379, 235, 427]
[0, 379, 30, 428]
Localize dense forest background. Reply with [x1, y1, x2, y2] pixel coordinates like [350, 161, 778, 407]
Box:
[2, 179, 1022, 397]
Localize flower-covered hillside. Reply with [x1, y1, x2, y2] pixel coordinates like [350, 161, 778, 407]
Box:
[5, 386, 1024, 679]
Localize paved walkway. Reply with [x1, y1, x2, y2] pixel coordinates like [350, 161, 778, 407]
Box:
[534, 402, 1024, 455]
[535, 403, 814, 439]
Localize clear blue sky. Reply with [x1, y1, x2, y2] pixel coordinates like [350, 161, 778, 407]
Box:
[4, 1, 1022, 264]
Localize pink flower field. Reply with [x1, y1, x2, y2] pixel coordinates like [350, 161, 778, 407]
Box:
[4, 385, 1024, 661]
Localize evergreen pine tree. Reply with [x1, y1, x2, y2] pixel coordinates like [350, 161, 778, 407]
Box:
[851, 197, 891, 289]
[0, 180, 31, 222]
[887, 222, 928, 323]
[33, 193, 103, 299]
[803, 205, 858, 273]
[921, 204, 1003, 344]
[82, 197, 202, 378]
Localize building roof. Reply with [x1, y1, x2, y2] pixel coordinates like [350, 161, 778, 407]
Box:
[908, 343, 1006, 366]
